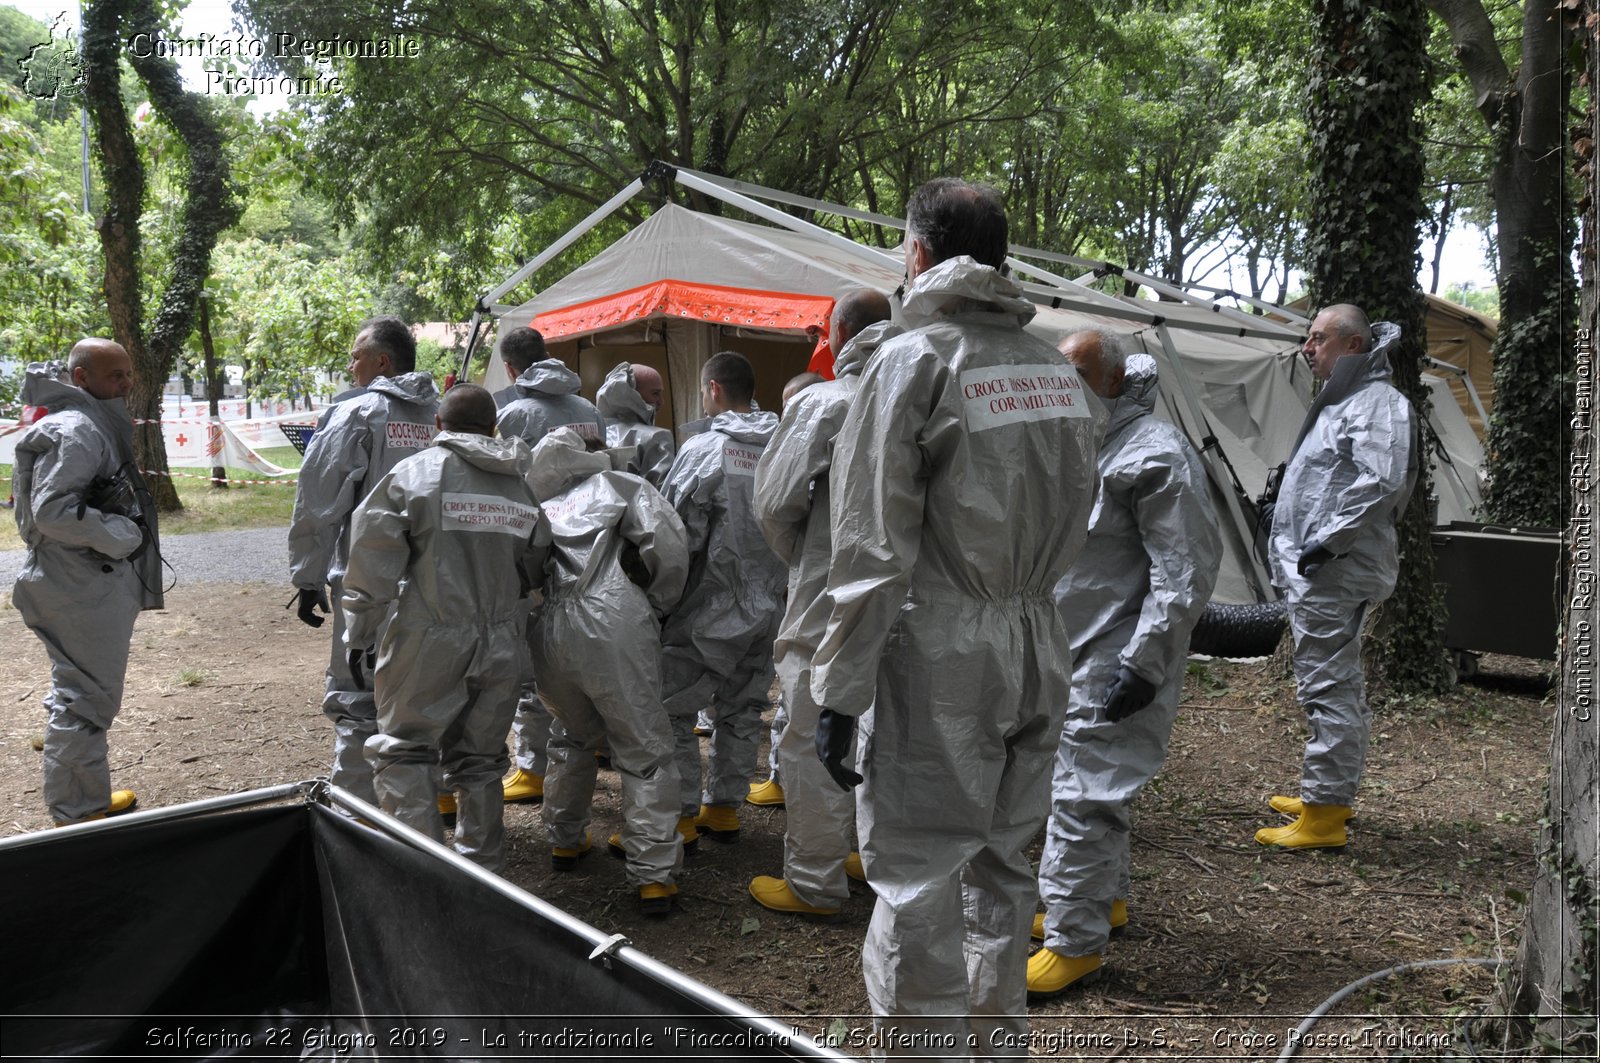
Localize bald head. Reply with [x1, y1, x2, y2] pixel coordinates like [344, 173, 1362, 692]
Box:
[830, 289, 893, 351]
[67, 338, 134, 400]
[1059, 330, 1126, 399]
[782, 372, 825, 411]
[438, 383, 498, 436]
[631, 364, 664, 410]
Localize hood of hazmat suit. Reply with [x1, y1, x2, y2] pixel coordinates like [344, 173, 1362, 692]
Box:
[498, 358, 606, 446]
[597, 362, 675, 488]
[529, 428, 690, 615]
[13, 368, 163, 610]
[1054, 353, 1221, 682]
[756, 320, 903, 658]
[289, 371, 439, 588]
[658, 408, 786, 666]
[1268, 321, 1417, 603]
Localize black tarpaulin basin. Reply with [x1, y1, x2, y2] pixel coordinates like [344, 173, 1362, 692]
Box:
[0, 782, 852, 1061]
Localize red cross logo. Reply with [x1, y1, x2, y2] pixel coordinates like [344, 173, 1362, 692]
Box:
[175, 433, 188, 446]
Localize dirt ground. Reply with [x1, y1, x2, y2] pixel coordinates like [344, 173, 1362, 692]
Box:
[0, 581, 1557, 1059]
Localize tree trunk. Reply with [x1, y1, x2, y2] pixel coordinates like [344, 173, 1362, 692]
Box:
[198, 296, 226, 489]
[1303, 0, 1452, 694]
[1426, 0, 1574, 527]
[79, 0, 240, 513]
[1501, 5, 1598, 1051]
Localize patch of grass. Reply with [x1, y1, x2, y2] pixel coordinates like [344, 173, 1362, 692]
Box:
[175, 666, 209, 688]
[0, 458, 299, 551]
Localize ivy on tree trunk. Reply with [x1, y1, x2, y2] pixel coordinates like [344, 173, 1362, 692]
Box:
[1303, 0, 1452, 694]
[80, 0, 240, 512]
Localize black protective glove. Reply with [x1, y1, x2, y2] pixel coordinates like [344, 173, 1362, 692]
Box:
[815, 708, 863, 791]
[1297, 543, 1338, 578]
[346, 648, 375, 691]
[293, 586, 330, 628]
[1103, 664, 1159, 723]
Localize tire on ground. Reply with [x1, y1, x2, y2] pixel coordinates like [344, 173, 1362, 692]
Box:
[1189, 601, 1288, 659]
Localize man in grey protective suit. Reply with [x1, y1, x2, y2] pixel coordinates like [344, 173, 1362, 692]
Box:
[523, 428, 690, 914]
[1258, 303, 1416, 849]
[289, 316, 439, 804]
[495, 331, 608, 805]
[810, 178, 1101, 1057]
[747, 290, 898, 916]
[1027, 332, 1221, 998]
[597, 361, 675, 489]
[491, 324, 544, 409]
[746, 368, 832, 809]
[13, 340, 163, 826]
[342, 385, 547, 871]
[658, 351, 787, 846]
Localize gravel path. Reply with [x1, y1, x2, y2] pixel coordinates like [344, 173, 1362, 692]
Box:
[0, 526, 291, 589]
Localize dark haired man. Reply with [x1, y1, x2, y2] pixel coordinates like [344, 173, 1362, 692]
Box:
[658, 351, 786, 848]
[495, 341, 607, 805]
[809, 179, 1101, 1050]
[493, 326, 548, 409]
[290, 315, 439, 804]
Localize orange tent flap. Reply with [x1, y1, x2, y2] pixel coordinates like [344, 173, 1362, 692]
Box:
[532, 280, 834, 339]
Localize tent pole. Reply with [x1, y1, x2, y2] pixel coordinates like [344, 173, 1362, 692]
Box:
[1153, 323, 1279, 601]
[482, 177, 647, 311]
[1426, 356, 1491, 431]
[457, 303, 487, 383]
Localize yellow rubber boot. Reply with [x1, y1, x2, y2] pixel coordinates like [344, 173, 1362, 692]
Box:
[677, 816, 701, 852]
[502, 768, 544, 804]
[1031, 899, 1127, 942]
[746, 778, 786, 807]
[1270, 795, 1355, 821]
[844, 852, 866, 883]
[749, 876, 841, 917]
[1255, 803, 1351, 849]
[1025, 948, 1103, 999]
[551, 834, 592, 871]
[693, 804, 740, 842]
[107, 789, 138, 816]
[640, 882, 678, 917]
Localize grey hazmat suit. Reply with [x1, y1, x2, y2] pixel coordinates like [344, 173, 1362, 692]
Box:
[496, 357, 608, 781]
[659, 408, 787, 817]
[1268, 324, 1416, 807]
[597, 362, 676, 489]
[341, 431, 547, 870]
[525, 429, 690, 886]
[1037, 354, 1221, 957]
[753, 320, 901, 909]
[288, 372, 439, 802]
[809, 256, 1101, 1054]
[12, 369, 163, 824]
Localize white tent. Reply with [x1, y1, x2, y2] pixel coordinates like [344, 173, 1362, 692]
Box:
[470, 165, 1484, 605]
